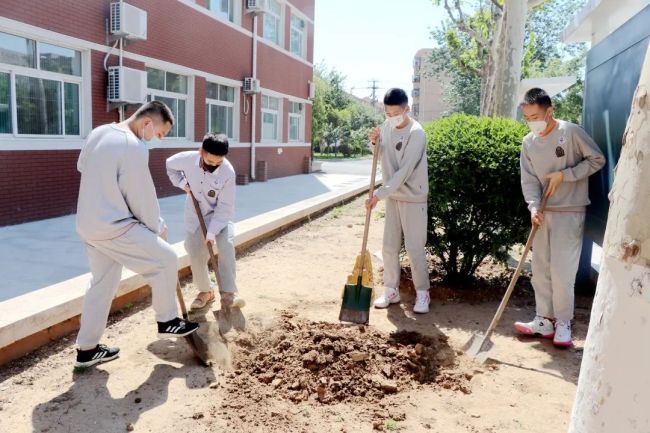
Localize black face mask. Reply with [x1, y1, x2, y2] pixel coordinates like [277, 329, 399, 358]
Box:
[202, 159, 220, 173]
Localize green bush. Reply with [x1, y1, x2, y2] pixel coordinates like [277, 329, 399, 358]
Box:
[425, 114, 530, 283]
[338, 143, 352, 157]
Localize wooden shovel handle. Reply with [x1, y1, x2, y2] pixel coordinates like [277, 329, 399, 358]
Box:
[358, 134, 381, 278]
[482, 185, 551, 339]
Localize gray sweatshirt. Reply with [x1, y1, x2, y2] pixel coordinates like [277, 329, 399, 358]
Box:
[166, 151, 236, 241]
[76, 124, 164, 241]
[520, 120, 606, 212]
[375, 118, 429, 203]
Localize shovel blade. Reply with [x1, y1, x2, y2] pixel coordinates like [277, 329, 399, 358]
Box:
[463, 333, 494, 364]
[339, 282, 373, 325]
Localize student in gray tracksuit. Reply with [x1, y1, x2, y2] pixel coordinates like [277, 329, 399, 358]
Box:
[166, 133, 244, 311]
[516, 88, 605, 347]
[367, 88, 431, 314]
[74, 101, 199, 368]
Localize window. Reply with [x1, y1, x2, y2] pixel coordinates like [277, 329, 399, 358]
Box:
[208, 0, 235, 23]
[206, 82, 236, 138]
[412, 88, 420, 98]
[413, 74, 420, 83]
[0, 32, 81, 136]
[413, 58, 421, 71]
[261, 95, 280, 141]
[146, 67, 188, 138]
[288, 101, 303, 142]
[263, 0, 283, 46]
[412, 104, 420, 119]
[290, 15, 306, 58]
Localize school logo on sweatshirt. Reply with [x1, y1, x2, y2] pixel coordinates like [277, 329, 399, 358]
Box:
[555, 146, 565, 158]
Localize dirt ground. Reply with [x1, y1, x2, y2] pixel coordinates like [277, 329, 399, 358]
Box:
[0, 196, 591, 433]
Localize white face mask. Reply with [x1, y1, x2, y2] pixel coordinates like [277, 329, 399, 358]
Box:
[527, 111, 550, 136]
[386, 114, 404, 129]
[140, 122, 160, 147]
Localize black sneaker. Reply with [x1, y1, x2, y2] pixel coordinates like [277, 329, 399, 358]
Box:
[157, 317, 199, 338]
[75, 344, 120, 368]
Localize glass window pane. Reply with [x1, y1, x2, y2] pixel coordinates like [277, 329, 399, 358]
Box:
[39, 43, 81, 76]
[219, 85, 234, 102]
[166, 72, 187, 94]
[262, 112, 277, 140]
[16, 75, 61, 135]
[264, 15, 279, 45]
[268, 0, 281, 15]
[147, 68, 165, 90]
[0, 72, 10, 133]
[261, 95, 268, 109]
[206, 103, 210, 134]
[206, 82, 218, 100]
[269, 96, 279, 110]
[64, 82, 80, 135]
[289, 116, 300, 141]
[177, 98, 186, 137]
[0, 32, 36, 68]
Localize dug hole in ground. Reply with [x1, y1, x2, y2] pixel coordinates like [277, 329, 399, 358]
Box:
[0, 195, 591, 433]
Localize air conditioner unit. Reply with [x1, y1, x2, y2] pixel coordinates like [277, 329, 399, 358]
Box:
[107, 66, 147, 104]
[110, 2, 147, 40]
[243, 77, 261, 94]
[308, 81, 316, 100]
[246, 0, 267, 13]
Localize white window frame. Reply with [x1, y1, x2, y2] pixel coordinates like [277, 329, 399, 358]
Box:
[0, 33, 84, 140]
[146, 67, 190, 140]
[289, 14, 307, 59]
[207, 0, 238, 24]
[205, 82, 239, 140]
[287, 100, 304, 142]
[263, 0, 284, 47]
[261, 94, 281, 143]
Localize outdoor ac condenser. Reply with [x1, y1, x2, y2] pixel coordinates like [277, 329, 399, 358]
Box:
[107, 66, 147, 104]
[246, 0, 267, 13]
[243, 77, 261, 94]
[110, 2, 147, 40]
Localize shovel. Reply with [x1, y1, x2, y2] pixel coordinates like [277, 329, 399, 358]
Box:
[338, 135, 381, 325]
[463, 187, 550, 363]
[175, 280, 213, 366]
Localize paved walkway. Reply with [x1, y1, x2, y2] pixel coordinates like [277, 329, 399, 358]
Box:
[0, 159, 373, 301]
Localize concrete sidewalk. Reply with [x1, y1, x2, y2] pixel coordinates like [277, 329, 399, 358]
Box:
[0, 159, 373, 302]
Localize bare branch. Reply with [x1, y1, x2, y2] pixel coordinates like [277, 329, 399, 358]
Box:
[441, 0, 490, 48]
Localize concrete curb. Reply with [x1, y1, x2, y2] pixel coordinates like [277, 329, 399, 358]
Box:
[0, 179, 376, 365]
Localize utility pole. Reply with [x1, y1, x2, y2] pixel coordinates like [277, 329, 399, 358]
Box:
[351, 80, 382, 112]
[569, 43, 650, 433]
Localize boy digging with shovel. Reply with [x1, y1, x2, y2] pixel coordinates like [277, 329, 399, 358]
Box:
[367, 88, 431, 314]
[166, 133, 245, 311]
[517, 88, 605, 347]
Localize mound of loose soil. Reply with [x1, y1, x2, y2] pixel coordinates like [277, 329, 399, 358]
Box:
[224, 312, 470, 407]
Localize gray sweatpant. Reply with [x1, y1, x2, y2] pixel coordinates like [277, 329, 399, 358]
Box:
[531, 211, 585, 321]
[184, 222, 237, 294]
[76, 224, 178, 350]
[382, 199, 430, 293]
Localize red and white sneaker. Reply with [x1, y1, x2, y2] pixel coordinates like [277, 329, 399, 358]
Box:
[374, 287, 400, 309]
[514, 315, 555, 338]
[553, 320, 573, 347]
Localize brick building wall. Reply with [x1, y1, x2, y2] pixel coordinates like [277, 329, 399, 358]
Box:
[0, 0, 314, 226]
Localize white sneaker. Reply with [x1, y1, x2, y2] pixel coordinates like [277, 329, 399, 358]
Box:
[374, 287, 400, 309]
[232, 294, 246, 309]
[553, 320, 572, 347]
[514, 315, 555, 338]
[413, 291, 430, 314]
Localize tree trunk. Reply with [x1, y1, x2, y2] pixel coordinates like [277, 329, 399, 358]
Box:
[482, 0, 527, 117]
[493, 0, 526, 118]
[569, 43, 650, 433]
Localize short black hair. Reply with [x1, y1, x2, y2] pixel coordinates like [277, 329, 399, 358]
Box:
[202, 132, 229, 156]
[522, 88, 552, 109]
[134, 100, 175, 125]
[383, 88, 408, 107]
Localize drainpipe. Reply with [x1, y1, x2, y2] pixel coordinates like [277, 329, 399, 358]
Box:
[250, 14, 258, 180]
